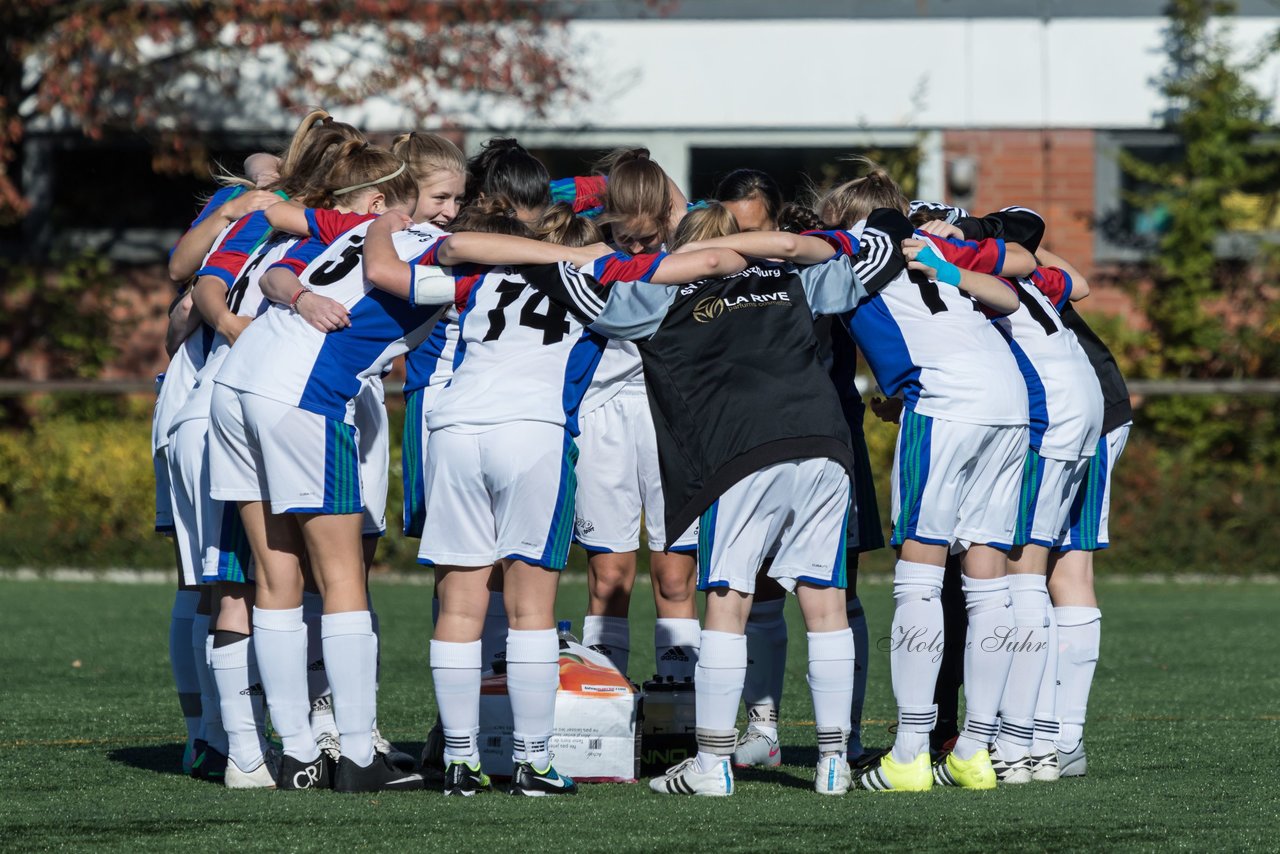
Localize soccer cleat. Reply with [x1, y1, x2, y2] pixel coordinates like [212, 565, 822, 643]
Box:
[278, 753, 331, 791]
[1030, 750, 1060, 782]
[649, 757, 733, 797]
[732, 728, 782, 768]
[182, 740, 199, 776]
[316, 732, 341, 766]
[815, 755, 852, 796]
[191, 744, 227, 783]
[933, 749, 998, 790]
[443, 760, 492, 796]
[849, 745, 889, 771]
[333, 752, 425, 793]
[509, 761, 578, 797]
[420, 720, 445, 780]
[372, 726, 418, 773]
[856, 752, 933, 792]
[1056, 741, 1087, 778]
[226, 749, 280, 790]
[991, 750, 1033, 784]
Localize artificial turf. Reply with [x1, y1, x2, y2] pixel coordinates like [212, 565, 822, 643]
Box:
[2, 576, 1277, 852]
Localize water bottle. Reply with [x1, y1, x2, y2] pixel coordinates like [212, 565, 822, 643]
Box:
[557, 619, 578, 645]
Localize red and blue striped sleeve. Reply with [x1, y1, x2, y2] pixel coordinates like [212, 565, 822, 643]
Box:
[925, 232, 1006, 275]
[590, 251, 666, 284]
[1030, 266, 1073, 312]
[306, 209, 376, 244]
[195, 210, 272, 287]
[802, 229, 856, 260]
[269, 238, 326, 276]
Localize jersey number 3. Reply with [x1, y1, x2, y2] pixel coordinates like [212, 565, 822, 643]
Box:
[482, 278, 572, 345]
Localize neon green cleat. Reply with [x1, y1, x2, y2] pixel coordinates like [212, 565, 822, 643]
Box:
[856, 751, 933, 792]
[933, 748, 998, 790]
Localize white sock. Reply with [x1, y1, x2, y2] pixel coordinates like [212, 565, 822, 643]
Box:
[955, 574, 1014, 761]
[655, 617, 700, 680]
[1054, 605, 1101, 751]
[1032, 605, 1060, 755]
[993, 574, 1049, 762]
[253, 606, 318, 763]
[192, 614, 227, 753]
[889, 561, 944, 763]
[743, 598, 787, 740]
[480, 592, 508, 671]
[169, 590, 202, 743]
[507, 628, 559, 768]
[211, 636, 268, 771]
[847, 596, 869, 756]
[807, 628, 854, 756]
[582, 615, 631, 675]
[430, 639, 482, 765]
[302, 592, 334, 740]
[694, 630, 746, 773]
[322, 610, 377, 767]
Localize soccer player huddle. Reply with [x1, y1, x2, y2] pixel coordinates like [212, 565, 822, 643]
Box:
[154, 109, 1130, 797]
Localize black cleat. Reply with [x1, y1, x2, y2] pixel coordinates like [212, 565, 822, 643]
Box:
[277, 752, 332, 790]
[443, 760, 492, 796]
[333, 752, 426, 793]
[191, 744, 227, 782]
[419, 719, 445, 782]
[508, 761, 578, 797]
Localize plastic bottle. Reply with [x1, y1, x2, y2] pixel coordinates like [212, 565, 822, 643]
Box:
[557, 619, 578, 644]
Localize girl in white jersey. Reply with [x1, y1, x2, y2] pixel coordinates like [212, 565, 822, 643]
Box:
[362, 202, 738, 796]
[207, 145, 428, 793]
[812, 165, 1036, 793]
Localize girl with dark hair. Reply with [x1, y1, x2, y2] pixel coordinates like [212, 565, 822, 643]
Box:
[712, 168, 783, 233]
[465, 137, 552, 223]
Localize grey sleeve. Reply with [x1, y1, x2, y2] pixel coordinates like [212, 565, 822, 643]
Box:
[797, 224, 905, 316]
[588, 279, 679, 340]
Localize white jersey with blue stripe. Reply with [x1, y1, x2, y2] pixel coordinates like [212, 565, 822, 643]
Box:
[843, 228, 1028, 427]
[992, 270, 1103, 460]
[169, 233, 300, 432]
[403, 308, 461, 394]
[426, 267, 606, 435]
[215, 222, 450, 424]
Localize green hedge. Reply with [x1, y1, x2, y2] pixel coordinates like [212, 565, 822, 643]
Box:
[1, 405, 1276, 573]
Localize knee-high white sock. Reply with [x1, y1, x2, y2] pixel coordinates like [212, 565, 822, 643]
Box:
[506, 628, 559, 768]
[481, 592, 508, 671]
[889, 561, 945, 763]
[994, 574, 1050, 762]
[1031, 605, 1060, 755]
[655, 617, 701, 680]
[253, 606, 318, 763]
[322, 610, 377, 766]
[743, 598, 787, 740]
[582, 615, 631, 675]
[211, 636, 268, 771]
[694, 630, 746, 773]
[807, 628, 855, 757]
[169, 590, 202, 744]
[192, 612, 227, 753]
[302, 592, 335, 741]
[847, 596, 869, 756]
[431, 639, 482, 765]
[954, 574, 1014, 761]
[1054, 606, 1101, 751]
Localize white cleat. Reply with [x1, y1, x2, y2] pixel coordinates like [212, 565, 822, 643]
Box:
[1030, 750, 1060, 781]
[732, 728, 782, 768]
[992, 749, 1033, 784]
[225, 748, 280, 789]
[814, 755, 852, 796]
[649, 757, 734, 796]
[1056, 741, 1087, 778]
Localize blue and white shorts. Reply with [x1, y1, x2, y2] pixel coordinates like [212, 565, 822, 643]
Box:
[1055, 423, 1130, 552]
[418, 421, 578, 570]
[1014, 450, 1091, 548]
[698, 457, 851, 594]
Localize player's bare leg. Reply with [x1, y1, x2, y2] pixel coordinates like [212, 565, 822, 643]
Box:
[584, 550, 637, 673]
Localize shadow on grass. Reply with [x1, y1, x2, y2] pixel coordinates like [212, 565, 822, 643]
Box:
[107, 743, 187, 776]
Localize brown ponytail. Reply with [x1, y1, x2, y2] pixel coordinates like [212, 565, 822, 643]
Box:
[536, 202, 604, 247]
[450, 195, 535, 238]
[819, 157, 909, 228]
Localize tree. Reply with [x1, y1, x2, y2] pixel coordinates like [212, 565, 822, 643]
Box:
[0, 0, 581, 225]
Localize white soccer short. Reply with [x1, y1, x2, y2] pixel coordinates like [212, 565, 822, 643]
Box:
[890, 410, 1028, 550]
[1056, 423, 1130, 552]
[574, 387, 697, 553]
[355, 378, 388, 538]
[163, 430, 203, 588]
[418, 421, 577, 570]
[697, 457, 852, 594]
[209, 384, 364, 517]
[1015, 451, 1090, 548]
[168, 417, 255, 585]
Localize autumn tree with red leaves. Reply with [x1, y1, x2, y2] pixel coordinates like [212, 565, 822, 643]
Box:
[0, 0, 581, 227]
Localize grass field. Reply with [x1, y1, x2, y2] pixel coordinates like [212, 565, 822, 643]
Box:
[2, 575, 1278, 852]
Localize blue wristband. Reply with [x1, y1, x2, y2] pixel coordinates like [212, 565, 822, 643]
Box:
[916, 245, 962, 287]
